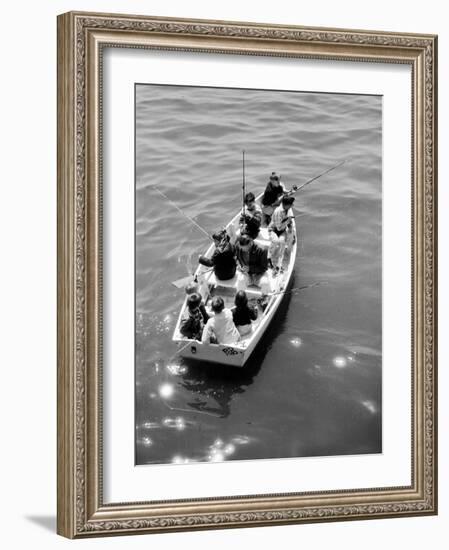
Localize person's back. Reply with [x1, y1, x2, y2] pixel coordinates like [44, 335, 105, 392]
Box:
[202, 296, 240, 344]
[184, 282, 209, 322]
[235, 235, 271, 295]
[249, 241, 268, 275]
[262, 179, 283, 207]
[236, 237, 268, 276]
[232, 291, 258, 336]
[180, 293, 207, 340]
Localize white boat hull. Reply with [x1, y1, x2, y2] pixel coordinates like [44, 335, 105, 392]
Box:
[173, 193, 297, 367]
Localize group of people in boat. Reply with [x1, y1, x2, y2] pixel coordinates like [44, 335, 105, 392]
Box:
[179, 171, 297, 344]
[181, 282, 258, 344]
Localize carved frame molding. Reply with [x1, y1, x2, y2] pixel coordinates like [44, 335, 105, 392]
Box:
[57, 11, 437, 538]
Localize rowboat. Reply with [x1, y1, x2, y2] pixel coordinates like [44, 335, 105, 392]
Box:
[172, 193, 297, 367]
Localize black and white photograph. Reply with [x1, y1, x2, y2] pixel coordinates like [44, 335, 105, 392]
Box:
[2, 0, 443, 544]
[135, 83, 382, 466]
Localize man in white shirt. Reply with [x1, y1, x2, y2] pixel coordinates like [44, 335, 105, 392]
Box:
[268, 195, 296, 274]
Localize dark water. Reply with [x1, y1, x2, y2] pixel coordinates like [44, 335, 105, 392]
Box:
[135, 84, 382, 465]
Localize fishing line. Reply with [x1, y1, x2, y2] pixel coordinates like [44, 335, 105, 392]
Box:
[269, 280, 328, 297]
[291, 159, 347, 194]
[151, 185, 212, 240]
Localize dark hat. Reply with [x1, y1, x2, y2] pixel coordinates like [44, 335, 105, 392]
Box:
[187, 293, 202, 310]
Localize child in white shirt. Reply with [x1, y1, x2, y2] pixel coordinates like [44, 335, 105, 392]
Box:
[201, 296, 240, 345]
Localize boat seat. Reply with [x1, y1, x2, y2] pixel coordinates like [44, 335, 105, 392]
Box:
[207, 272, 238, 289]
[207, 268, 277, 296]
[207, 273, 264, 297]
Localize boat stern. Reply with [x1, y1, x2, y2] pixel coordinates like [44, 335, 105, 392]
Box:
[174, 338, 247, 367]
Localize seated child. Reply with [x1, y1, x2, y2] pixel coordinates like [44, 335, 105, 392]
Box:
[201, 296, 240, 345]
[185, 281, 210, 321]
[180, 293, 208, 341]
[231, 290, 258, 336]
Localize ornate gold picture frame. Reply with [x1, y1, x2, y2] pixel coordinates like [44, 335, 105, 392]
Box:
[57, 11, 437, 538]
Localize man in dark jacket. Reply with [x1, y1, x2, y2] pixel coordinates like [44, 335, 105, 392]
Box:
[261, 172, 286, 225]
[235, 235, 271, 294]
[198, 230, 236, 281]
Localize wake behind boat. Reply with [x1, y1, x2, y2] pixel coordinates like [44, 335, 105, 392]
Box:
[172, 192, 297, 367]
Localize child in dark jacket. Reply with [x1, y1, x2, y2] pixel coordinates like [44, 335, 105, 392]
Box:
[231, 290, 258, 337]
[185, 282, 209, 323]
[180, 293, 209, 340]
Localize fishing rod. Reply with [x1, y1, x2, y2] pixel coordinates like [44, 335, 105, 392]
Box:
[268, 281, 328, 297]
[151, 185, 212, 240]
[287, 160, 346, 195]
[171, 267, 214, 289]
